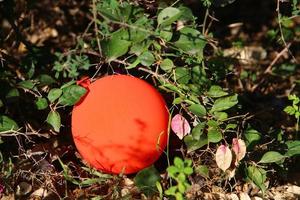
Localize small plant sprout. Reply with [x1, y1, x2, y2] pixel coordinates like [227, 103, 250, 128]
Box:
[165, 157, 193, 200]
[284, 94, 300, 134]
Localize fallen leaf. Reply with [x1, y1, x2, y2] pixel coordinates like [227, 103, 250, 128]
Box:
[239, 192, 251, 200]
[232, 138, 247, 165]
[216, 145, 232, 172]
[228, 193, 239, 200]
[171, 114, 191, 140]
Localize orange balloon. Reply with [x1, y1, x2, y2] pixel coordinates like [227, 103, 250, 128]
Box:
[72, 75, 169, 174]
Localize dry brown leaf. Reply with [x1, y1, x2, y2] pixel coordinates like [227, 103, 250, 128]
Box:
[239, 192, 251, 200]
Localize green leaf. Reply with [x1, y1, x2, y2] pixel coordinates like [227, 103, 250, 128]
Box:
[191, 122, 206, 139]
[18, 80, 35, 90]
[167, 166, 179, 176]
[175, 192, 184, 200]
[173, 97, 184, 104]
[244, 127, 261, 148]
[207, 85, 228, 98]
[60, 80, 76, 89]
[183, 167, 193, 175]
[59, 85, 87, 106]
[195, 165, 209, 178]
[165, 186, 177, 196]
[174, 157, 184, 169]
[284, 106, 296, 115]
[0, 115, 19, 132]
[174, 27, 206, 57]
[80, 178, 108, 186]
[126, 57, 140, 69]
[184, 123, 207, 152]
[225, 123, 237, 130]
[211, 94, 238, 113]
[258, 151, 285, 164]
[207, 127, 222, 143]
[175, 67, 190, 84]
[102, 39, 131, 61]
[160, 58, 174, 72]
[213, 112, 228, 121]
[178, 182, 186, 193]
[156, 181, 163, 198]
[159, 26, 173, 41]
[37, 74, 56, 85]
[139, 51, 155, 67]
[246, 165, 267, 193]
[101, 29, 131, 61]
[46, 111, 61, 132]
[285, 140, 300, 157]
[6, 88, 19, 98]
[134, 165, 161, 196]
[184, 135, 208, 152]
[188, 104, 206, 117]
[48, 88, 63, 103]
[157, 7, 181, 26]
[35, 98, 48, 110]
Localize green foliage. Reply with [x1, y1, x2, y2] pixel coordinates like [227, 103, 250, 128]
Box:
[0, 115, 19, 132]
[134, 165, 161, 196]
[246, 165, 267, 193]
[284, 95, 300, 119]
[165, 157, 193, 200]
[46, 111, 61, 132]
[258, 151, 286, 164]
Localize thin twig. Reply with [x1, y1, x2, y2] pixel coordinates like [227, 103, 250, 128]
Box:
[276, 0, 298, 63]
[264, 42, 291, 74]
[92, 0, 102, 57]
[251, 42, 291, 92]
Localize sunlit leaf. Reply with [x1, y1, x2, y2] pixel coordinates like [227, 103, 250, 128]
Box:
[46, 111, 61, 132]
[244, 127, 261, 148]
[258, 151, 285, 164]
[160, 58, 174, 72]
[207, 85, 228, 98]
[139, 51, 155, 67]
[285, 140, 300, 157]
[211, 94, 238, 113]
[59, 85, 87, 106]
[171, 114, 191, 140]
[232, 138, 246, 165]
[239, 192, 251, 200]
[246, 165, 267, 193]
[157, 7, 181, 26]
[215, 145, 232, 171]
[0, 115, 19, 132]
[48, 88, 63, 103]
[188, 104, 206, 117]
[175, 67, 190, 84]
[174, 27, 206, 57]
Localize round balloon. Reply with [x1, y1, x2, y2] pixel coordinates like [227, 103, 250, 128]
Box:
[71, 75, 169, 174]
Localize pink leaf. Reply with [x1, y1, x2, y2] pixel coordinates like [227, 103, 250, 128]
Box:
[216, 145, 232, 172]
[171, 114, 191, 140]
[232, 138, 246, 165]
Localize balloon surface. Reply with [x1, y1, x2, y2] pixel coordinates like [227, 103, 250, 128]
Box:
[72, 75, 169, 174]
